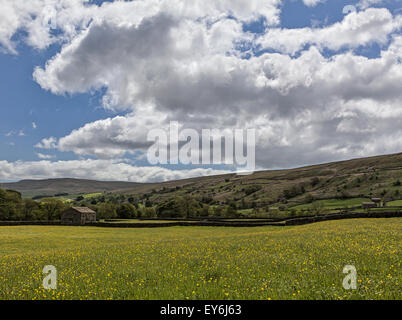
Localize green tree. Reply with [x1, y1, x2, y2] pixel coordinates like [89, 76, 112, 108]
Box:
[116, 204, 137, 219]
[40, 198, 66, 220]
[197, 204, 210, 217]
[213, 206, 223, 217]
[156, 197, 186, 218]
[22, 199, 40, 220]
[181, 196, 201, 218]
[0, 188, 23, 220]
[97, 203, 117, 219]
[143, 207, 157, 218]
[224, 202, 238, 218]
[145, 199, 153, 208]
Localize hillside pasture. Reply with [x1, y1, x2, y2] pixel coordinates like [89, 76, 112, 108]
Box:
[387, 200, 402, 206]
[291, 198, 371, 211]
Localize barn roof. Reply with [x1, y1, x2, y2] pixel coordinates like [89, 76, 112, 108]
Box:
[71, 207, 96, 214]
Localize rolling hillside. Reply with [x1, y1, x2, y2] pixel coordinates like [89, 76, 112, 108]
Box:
[0, 178, 146, 198]
[2, 152, 402, 207]
[122, 152, 402, 208]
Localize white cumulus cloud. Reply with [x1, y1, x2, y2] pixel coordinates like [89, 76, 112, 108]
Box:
[0, 159, 231, 183]
[1, 0, 402, 181]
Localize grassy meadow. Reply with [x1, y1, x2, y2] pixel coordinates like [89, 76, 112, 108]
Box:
[0, 218, 400, 300]
[291, 198, 371, 210]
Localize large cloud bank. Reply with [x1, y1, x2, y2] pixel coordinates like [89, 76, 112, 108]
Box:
[1, 0, 402, 181]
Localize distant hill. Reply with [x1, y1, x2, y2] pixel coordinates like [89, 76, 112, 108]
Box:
[121, 152, 402, 207]
[2, 152, 402, 205]
[0, 178, 146, 198]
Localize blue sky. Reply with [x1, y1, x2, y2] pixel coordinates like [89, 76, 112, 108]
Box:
[0, 43, 116, 162]
[0, 0, 401, 182]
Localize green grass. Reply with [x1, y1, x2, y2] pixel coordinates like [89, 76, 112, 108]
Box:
[352, 207, 402, 213]
[387, 200, 402, 206]
[238, 209, 254, 215]
[103, 219, 196, 224]
[292, 198, 370, 210]
[82, 193, 103, 198]
[0, 218, 400, 300]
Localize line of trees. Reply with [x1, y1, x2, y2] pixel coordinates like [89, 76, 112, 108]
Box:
[0, 187, 157, 221]
[95, 203, 157, 219]
[155, 196, 239, 218]
[0, 187, 242, 221]
[0, 188, 68, 221]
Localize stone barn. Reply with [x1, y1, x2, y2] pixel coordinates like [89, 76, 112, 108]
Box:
[362, 202, 377, 209]
[371, 198, 382, 207]
[61, 207, 96, 225]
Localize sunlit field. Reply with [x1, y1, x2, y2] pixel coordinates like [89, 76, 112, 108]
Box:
[0, 218, 400, 300]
